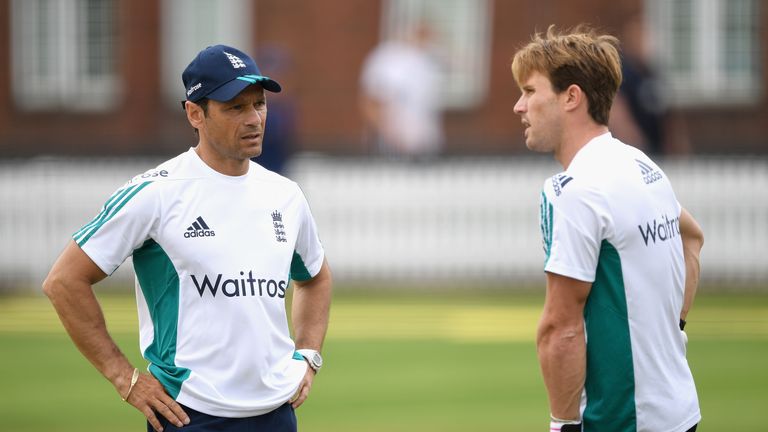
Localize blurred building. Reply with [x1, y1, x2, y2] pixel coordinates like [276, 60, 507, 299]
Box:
[0, 0, 765, 158]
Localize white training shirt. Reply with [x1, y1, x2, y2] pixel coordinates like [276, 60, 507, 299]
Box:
[74, 148, 324, 417]
[360, 40, 443, 155]
[539, 133, 700, 432]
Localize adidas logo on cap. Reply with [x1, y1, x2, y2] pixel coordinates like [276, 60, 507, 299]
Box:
[184, 216, 216, 238]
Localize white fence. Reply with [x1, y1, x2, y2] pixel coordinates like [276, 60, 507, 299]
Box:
[1, 155, 766, 291]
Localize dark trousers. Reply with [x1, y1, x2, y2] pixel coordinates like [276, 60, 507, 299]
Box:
[564, 423, 697, 432]
[148, 403, 297, 432]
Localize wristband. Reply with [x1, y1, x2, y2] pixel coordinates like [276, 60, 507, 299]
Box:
[679, 318, 687, 331]
[555, 423, 582, 432]
[121, 368, 139, 402]
[550, 415, 581, 432]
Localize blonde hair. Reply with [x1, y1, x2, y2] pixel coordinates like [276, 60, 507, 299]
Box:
[511, 24, 622, 125]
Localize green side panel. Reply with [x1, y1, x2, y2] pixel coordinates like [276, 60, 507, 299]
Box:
[290, 251, 313, 281]
[133, 239, 191, 399]
[583, 241, 637, 432]
[540, 191, 554, 267]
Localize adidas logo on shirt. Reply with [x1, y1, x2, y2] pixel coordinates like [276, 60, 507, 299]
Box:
[552, 173, 574, 196]
[184, 216, 216, 238]
[636, 159, 663, 185]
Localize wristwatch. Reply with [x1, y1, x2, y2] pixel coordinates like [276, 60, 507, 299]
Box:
[296, 349, 323, 372]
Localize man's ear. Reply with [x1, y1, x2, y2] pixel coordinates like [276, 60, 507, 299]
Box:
[186, 101, 205, 130]
[562, 84, 584, 113]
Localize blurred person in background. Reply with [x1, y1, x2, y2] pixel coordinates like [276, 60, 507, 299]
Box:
[251, 44, 297, 175]
[43, 45, 332, 432]
[360, 22, 445, 160]
[609, 12, 691, 156]
[511, 25, 704, 432]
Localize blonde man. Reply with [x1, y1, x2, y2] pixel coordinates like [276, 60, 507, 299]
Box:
[511, 25, 703, 432]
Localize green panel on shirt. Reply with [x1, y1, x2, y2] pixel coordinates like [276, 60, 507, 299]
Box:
[133, 239, 191, 399]
[583, 240, 637, 432]
[290, 251, 313, 281]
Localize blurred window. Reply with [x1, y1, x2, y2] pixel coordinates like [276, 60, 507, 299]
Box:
[382, 0, 493, 109]
[11, 0, 118, 111]
[161, 0, 253, 108]
[647, 0, 761, 106]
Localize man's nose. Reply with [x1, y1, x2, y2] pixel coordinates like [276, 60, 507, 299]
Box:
[244, 106, 265, 125]
[513, 96, 526, 115]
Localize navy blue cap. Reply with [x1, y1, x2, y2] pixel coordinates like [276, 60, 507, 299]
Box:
[182, 45, 281, 103]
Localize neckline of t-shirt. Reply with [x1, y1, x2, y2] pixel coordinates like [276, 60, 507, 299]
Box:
[187, 147, 252, 183]
[571, 131, 614, 168]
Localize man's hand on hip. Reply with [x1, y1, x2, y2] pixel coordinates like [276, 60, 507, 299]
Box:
[120, 368, 190, 432]
[289, 366, 316, 409]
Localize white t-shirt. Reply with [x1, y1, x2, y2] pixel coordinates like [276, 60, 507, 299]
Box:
[540, 133, 700, 432]
[74, 148, 325, 417]
[360, 40, 443, 155]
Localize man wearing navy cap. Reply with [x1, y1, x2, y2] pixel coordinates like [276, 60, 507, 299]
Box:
[43, 45, 332, 432]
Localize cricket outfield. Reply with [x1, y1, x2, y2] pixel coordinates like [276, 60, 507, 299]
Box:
[0, 289, 765, 431]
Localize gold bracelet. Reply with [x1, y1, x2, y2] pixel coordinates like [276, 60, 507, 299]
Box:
[121, 368, 139, 402]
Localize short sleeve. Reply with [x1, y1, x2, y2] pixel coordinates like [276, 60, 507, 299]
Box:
[73, 181, 158, 275]
[540, 177, 610, 283]
[290, 191, 325, 281]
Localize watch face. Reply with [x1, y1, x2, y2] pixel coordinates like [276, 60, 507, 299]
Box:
[312, 353, 323, 368]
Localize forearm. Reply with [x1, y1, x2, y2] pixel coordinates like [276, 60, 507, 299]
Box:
[537, 323, 586, 420]
[292, 260, 332, 350]
[44, 273, 133, 394]
[679, 208, 704, 320]
[681, 244, 700, 321]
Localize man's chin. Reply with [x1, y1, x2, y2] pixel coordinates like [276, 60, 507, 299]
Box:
[525, 139, 552, 154]
[243, 146, 263, 160]
[524, 140, 542, 152]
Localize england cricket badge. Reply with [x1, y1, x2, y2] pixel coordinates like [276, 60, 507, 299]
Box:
[271, 211, 287, 243]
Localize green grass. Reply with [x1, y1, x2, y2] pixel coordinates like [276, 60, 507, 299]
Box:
[0, 290, 765, 431]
